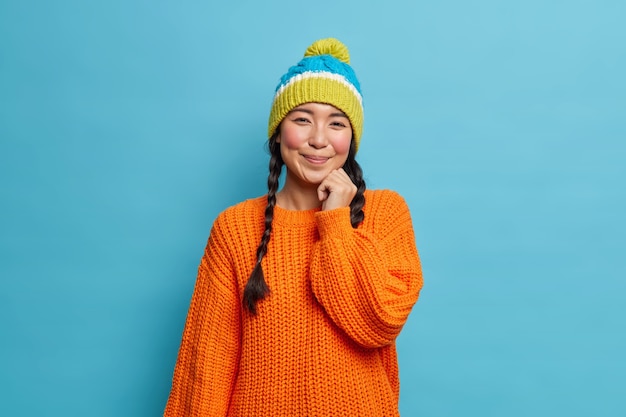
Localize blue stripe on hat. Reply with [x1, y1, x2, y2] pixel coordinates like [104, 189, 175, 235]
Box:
[276, 55, 362, 95]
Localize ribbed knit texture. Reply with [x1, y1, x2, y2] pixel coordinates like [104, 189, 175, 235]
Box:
[164, 189, 423, 417]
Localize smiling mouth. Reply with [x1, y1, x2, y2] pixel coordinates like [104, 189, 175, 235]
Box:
[302, 155, 330, 164]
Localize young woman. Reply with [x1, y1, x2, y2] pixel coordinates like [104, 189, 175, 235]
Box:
[164, 38, 423, 417]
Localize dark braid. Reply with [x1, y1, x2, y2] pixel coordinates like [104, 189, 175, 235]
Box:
[242, 134, 283, 314]
[343, 140, 366, 228]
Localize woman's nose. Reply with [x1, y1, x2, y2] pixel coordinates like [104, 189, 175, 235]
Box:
[308, 126, 328, 148]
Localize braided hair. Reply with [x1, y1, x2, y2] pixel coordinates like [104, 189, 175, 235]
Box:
[242, 134, 366, 314]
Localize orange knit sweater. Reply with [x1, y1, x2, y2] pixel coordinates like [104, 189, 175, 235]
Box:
[164, 189, 423, 416]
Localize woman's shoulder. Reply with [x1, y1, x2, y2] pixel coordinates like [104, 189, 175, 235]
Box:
[361, 189, 415, 236]
[364, 188, 409, 210]
[216, 195, 266, 224]
[362, 189, 412, 224]
[218, 196, 267, 219]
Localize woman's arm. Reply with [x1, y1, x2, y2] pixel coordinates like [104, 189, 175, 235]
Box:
[164, 216, 241, 416]
[310, 190, 423, 348]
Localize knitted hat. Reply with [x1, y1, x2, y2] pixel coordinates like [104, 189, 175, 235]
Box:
[268, 38, 364, 151]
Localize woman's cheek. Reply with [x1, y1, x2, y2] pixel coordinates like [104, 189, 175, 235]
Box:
[278, 126, 307, 150]
[331, 134, 352, 155]
[280, 134, 303, 150]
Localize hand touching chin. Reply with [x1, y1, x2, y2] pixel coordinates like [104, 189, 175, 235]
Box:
[318, 168, 357, 211]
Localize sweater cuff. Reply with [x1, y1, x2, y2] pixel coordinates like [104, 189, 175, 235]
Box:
[315, 207, 353, 239]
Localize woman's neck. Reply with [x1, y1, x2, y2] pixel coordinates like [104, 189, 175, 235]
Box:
[276, 183, 321, 211]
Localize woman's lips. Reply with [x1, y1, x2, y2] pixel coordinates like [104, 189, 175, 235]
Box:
[303, 155, 330, 164]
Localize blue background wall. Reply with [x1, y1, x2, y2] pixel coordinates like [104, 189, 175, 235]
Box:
[1, 1, 624, 416]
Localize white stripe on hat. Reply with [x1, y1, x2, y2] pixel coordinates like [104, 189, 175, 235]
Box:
[274, 71, 363, 105]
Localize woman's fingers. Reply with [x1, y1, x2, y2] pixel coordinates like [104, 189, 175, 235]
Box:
[318, 169, 357, 211]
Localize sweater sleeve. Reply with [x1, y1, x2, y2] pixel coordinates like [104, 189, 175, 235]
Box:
[309, 190, 423, 348]
[164, 215, 241, 416]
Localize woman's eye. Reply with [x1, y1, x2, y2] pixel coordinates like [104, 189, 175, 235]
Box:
[331, 121, 347, 128]
[294, 117, 310, 123]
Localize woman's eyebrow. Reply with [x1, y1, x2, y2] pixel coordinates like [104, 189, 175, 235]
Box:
[290, 107, 314, 115]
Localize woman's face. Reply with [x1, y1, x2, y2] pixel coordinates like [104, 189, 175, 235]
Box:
[277, 102, 353, 188]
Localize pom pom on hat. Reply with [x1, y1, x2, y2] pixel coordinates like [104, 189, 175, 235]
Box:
[268, 38, 364, 152]
[304, 38, 351, 64]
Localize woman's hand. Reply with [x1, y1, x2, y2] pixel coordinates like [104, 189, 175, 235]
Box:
[317, 168, 357, 211]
